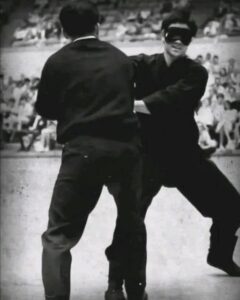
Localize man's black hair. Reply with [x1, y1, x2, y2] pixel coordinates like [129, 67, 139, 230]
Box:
[216, 93, 224, 98]
[161, 9, 198, 37]
[59, 1, 100, 38]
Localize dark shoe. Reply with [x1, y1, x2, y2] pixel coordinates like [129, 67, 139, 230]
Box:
[127, 291, 148, 300]
[207, 231, 240, 277]
[105, 288, 126, 300]
[207, 254, 240, 276]
[45, 296, 69, 300]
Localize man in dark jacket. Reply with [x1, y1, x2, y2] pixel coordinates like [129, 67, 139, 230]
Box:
[35, 2, 147, 300]
[106, 11, 240, 299]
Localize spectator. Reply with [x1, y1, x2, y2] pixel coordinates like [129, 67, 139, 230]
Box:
[195, 54, 204, 64]
[233, 111, 240, 148]
[12, 22, 29, 43]
[15, 96, 34, 130]
[227, 57, 238, 74]
[134, 22, 156, 40]
[212, 77, 226, 96]
[137, 9, 152, 24]
[211, 55, 221, 74]
[203, 52, 212, 72]
[203, 18, 221, 37]
[222, 12, 238, 35]
[212, 93, 225, 126]
[216, 101, 238, 150]
[219, 67, 229, 85]
[12, 78, 29, 105]
[2, 76, 15, 101]
[34, 120, 57, 152]
[27, 11, 41, 25]
[150, 16, 162, 34]
[197, 97, 215, 129]
[126, 20, 140, 36]
[2, 98, 18, 134]
[115, 20, 128, 40]
[226, 85, 238, 103]
[197, 122, 217, 152]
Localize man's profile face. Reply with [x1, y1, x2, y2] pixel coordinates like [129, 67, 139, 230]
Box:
[162, 23, 192, 58]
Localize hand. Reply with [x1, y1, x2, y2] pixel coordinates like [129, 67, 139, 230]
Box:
[134, 100, 151, 114]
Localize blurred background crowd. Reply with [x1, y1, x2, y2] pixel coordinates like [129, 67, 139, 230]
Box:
[0, 0, 239, 46]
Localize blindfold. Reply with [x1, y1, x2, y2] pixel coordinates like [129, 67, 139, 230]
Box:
[164, 27, 193, 46]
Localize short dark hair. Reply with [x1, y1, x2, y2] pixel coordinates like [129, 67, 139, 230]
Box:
[161, 10, 198, 37]
[59, 1, 100, 38]
[217, 93, 224, 99]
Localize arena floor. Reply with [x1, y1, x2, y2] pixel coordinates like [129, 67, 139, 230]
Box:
[1, 153, 240, 300]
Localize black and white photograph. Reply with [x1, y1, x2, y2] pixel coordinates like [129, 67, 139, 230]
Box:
[0, 0, 240, 299]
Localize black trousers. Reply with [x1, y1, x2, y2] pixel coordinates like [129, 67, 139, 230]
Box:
[139, 154, 240, 222]
[106, 152, 240, 282]
[42, 136, 146, 300]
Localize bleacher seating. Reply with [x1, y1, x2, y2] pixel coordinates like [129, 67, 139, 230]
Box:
[1, 0, 240, 47]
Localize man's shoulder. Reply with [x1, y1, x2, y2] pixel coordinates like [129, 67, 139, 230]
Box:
[50, 39, 129, 62]
[136, 52, 163, 61]
[46, 43, 71, 64]
[185, 56, 208, 76]
[131, 52, 164, 68]
[100, 40, 129, 59]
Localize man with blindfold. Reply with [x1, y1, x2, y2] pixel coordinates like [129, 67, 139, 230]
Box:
[105, 10, 240, 300]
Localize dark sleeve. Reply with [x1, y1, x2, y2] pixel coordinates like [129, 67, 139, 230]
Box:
[130, 53, 155, 77]
[35, 59, 59, 120]
[130, 54, 157, 100]
[143, 64, 208, 113]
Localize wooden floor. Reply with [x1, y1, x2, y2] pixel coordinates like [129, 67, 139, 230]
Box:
[1, 155, 240, 300]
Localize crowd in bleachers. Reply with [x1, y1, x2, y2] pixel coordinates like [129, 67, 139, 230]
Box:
[11, 0, 64, 46]
[202, 0, 240, 38]
[11, 0, 190, 45]
[0, 53, 240, 152]
[0, 74, 56, 151]
[195, 54, 240, 151]
[6, 0, 240, 47]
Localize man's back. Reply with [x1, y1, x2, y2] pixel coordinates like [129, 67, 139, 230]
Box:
[36, 39, 138, 143]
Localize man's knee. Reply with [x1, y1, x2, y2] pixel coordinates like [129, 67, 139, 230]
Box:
[41, 226, 80, 251]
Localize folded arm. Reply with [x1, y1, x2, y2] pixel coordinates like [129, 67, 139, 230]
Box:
[143, 65, 208, 114]
[131, 54, 208, 114]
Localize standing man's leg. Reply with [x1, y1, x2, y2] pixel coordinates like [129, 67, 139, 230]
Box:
[105, 154, 163, 299]
[42, 142, 103, 300]
[175, 157, 240, 276]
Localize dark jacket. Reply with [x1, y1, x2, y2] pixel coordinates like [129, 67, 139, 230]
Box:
[35, 38, 138, 143]
[132, 53, 208, 165]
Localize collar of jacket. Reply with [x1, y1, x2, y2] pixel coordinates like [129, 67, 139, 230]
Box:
[73, 36, 97, 43]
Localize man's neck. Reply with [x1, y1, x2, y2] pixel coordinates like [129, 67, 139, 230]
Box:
[163, 51, 184, 66]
